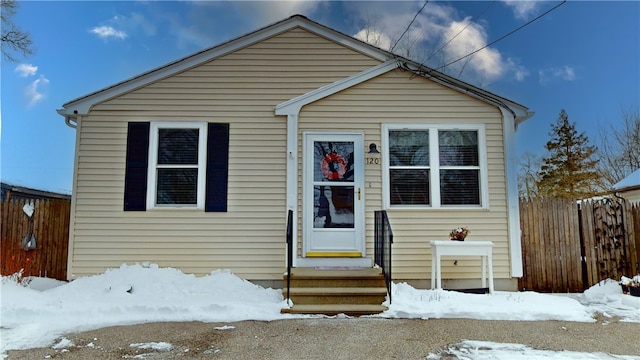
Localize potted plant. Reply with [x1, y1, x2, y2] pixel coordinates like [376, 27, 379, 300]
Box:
[620, 275, 640, 297]
[449, 227, 470, 241]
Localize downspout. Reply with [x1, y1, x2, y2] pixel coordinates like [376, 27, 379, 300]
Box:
[500, 107, 523, 278]
[65, 116, 77, 129]
[59, 111, 81, 280]
[58, 108, 79, 129]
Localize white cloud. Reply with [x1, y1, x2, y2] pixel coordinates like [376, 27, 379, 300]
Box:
[507, 58, 529, 82]
[344, 2, 513, 84]
[137, 1, 524, 85]
[123, 13, 156, 36]
[14, 64, 38, 77]
[149, 1, 325, 50]
[539, 65, 576, 85]
[25, 75, 49, 106]
[441, 19, 504, 81]
[90, 25, 128, 40]
[554, 65, 576, 80]
[233, 0, 324, 26]
[502, 0, 542, 20]
[353, 28, 392, 50]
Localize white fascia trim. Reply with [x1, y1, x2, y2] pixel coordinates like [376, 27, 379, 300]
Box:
[275, 60, 399, 115]
[298, 20, 389, 63]
[399, 62, 532, 127]
[501, 107, 523, 278]
[59, 16, 390, 117]
[511, 109, 535, 131]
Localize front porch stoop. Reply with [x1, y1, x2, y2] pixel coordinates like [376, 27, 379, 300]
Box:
[281, 267, 388, 316]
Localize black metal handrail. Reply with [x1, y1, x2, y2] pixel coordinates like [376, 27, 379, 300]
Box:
[374, 210, 393, 303]
[285, 209, 293, 306]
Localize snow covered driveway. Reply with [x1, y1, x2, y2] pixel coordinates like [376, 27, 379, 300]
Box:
[5, 318, 640, 359]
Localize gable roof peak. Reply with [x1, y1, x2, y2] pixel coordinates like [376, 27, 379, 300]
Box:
[57, 13, 531, 127]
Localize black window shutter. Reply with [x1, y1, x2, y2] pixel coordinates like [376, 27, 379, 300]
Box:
[124, 122, 150, 211]
[205, 123, 229, 212]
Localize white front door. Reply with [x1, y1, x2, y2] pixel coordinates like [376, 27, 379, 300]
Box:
[303, 133, 365, 258]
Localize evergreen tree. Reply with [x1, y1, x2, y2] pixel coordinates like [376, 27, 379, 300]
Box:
[537, 109, 600, 198]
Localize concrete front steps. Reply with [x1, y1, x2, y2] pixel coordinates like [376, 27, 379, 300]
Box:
[281, 267, 388, 316]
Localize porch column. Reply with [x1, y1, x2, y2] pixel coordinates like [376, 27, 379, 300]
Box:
[286, 114, 298, 267]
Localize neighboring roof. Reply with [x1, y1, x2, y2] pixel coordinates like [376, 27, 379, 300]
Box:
[612, 169, 640, 191]
[1, 182, 71, 201]
[58, 14, 532, 126]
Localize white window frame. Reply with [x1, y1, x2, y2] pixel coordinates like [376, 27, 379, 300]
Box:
[147, 121, 207, 210]
[382, 123, 489, 210]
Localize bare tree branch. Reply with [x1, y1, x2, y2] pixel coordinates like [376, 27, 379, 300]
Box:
[597, 107, 640, 188]
[517, 151, 541, 199]
[1, 0, 33, 62]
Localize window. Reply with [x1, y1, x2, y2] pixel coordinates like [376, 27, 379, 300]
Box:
[388, 130, 430, 206]
[148, 123, 207, 208]
[124, 122, 229, 212]
[384, 124, 486, 209]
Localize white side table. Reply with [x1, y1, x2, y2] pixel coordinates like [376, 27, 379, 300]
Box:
[430, 240, 494, 294]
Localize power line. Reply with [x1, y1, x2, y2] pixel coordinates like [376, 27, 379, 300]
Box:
[436, 0, 567, 71]
[425, 0, 496, 63]
[390, 0, 429, 53]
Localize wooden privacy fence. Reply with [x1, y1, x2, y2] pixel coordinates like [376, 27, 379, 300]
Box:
[519, 198, 640, 292]
[1, 198, 70, 281]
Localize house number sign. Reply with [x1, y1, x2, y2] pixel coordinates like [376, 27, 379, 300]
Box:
[366, 157, 380, 165]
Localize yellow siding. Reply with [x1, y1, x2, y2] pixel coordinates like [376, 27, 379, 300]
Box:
[619, 188, 640, 204]
[71, 28, 380, 280]
[72, 26, 513, 284]
[299, 69, 510, 281]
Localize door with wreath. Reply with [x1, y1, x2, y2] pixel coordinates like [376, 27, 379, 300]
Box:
[303, 133, 365, 258]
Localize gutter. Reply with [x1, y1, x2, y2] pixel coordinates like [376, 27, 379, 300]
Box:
[398, 61, 535, 129]
[57, 109, 78, 129]
[515, 111, 535, 130]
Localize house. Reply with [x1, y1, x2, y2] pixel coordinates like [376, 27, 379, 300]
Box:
[612, 169, 640, 203]
[57, 15, 533, 293]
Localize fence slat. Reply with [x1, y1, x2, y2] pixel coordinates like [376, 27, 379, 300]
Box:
[1, 198, 70, 281]
[519, 198, 640, 292]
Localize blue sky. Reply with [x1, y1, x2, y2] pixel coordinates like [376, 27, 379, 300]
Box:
[1, 1, 639, 193]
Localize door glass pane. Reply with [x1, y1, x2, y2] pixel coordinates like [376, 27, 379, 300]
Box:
[314, 185, 354, 228]
[314, 141, 354, 182]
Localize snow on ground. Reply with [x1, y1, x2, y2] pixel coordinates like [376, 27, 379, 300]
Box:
[427, 340, 640, 360]
[1, 263, 639, 359]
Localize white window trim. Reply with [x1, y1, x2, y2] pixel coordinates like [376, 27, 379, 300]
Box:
[147, 121, 207, 210]
[382, 123, 489, 210]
